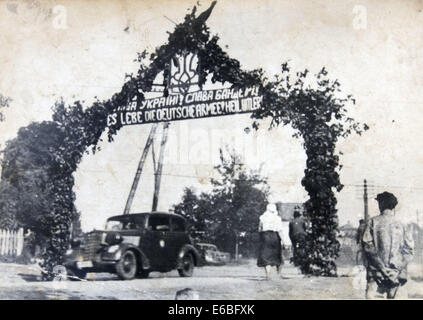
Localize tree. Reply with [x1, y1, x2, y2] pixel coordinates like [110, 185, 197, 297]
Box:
[173, 148, 269, 257]
[0, 181, 19, 229]
[0, 111, 84, 278]
[172, 187, 211, 237]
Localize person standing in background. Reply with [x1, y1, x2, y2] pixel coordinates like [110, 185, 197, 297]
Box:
[257, 203, 284, 280]
[289, 207, 307, 266]
[356, 219, 366, 245]
[362, 192, 414, 299]
[355, 219, 367, 266]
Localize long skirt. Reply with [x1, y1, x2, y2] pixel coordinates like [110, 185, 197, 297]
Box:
[257, 231, 282, 267]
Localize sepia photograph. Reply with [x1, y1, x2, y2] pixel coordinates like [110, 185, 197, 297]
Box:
[0, 0, 422, 301]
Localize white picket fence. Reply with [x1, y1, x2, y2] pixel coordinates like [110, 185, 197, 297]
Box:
[0, 228, 24, 257]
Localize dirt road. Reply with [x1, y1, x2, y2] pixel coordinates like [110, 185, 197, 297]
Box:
[0, 260, 422, 300]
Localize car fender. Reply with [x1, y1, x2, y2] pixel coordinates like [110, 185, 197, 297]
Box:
[177, 244, 205, 268]
[103, 243, 151, 270]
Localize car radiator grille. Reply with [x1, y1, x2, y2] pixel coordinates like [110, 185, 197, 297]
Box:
[82, 232, 103, 261]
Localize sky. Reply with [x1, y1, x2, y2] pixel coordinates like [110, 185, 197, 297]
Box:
[1, 0, 423, 231]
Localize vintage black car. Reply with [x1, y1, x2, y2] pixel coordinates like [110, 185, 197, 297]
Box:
[64, 212, 203, 280]
[195, 243, 231, 266]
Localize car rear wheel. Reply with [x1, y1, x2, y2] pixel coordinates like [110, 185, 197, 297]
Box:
[116, 250, 137, 280]
[178, 253, 194, 277]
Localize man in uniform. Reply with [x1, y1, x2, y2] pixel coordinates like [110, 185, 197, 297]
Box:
[362, 192, 414, 299]
[289, 206, 307, 266]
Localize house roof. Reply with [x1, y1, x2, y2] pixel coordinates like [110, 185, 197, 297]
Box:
[275, 202, 304, 221]
[339, 222, 356, 231]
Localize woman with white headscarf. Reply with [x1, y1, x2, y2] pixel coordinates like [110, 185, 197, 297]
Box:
[257, 203, 284, 279]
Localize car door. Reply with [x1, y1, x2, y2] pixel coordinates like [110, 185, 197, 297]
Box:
[141, 214, 173, 270]
[168, 216, 189, 264]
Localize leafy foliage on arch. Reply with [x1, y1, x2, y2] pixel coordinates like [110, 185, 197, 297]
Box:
[0, 2, 367, 278]
[252, 66, 368, 275]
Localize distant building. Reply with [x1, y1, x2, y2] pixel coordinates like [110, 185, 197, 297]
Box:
[338, 221, 357, 247]
[275, 202, 305, 221]
[339, 221, 357, 238]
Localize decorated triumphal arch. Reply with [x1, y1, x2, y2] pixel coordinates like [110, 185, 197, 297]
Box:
[1, 1, 366, 278]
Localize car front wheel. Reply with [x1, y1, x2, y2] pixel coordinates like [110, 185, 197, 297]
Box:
[178, 253, 194, 277]
[116, 250, 138, 280]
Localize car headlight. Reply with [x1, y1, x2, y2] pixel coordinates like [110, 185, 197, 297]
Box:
[105, 233, 123, 245]
[107, 245, 120, 253]
[205, 252, 214, 261]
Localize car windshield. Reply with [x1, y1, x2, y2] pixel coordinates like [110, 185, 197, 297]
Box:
[105, 216, 144, 231]
[199, 244, 217, 251]
[105, 220, 124, 231]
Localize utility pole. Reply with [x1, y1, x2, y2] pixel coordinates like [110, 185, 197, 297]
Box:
[234, 232, 239, 262]
[123, 123, 159, 215]
[152, 122, 170, 211]
[363, 179, 369, 222]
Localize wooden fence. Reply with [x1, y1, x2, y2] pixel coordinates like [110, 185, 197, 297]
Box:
[0, 228, 24, 257]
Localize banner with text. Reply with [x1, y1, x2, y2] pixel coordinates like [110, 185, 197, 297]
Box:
[107, 87, 262, 126]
